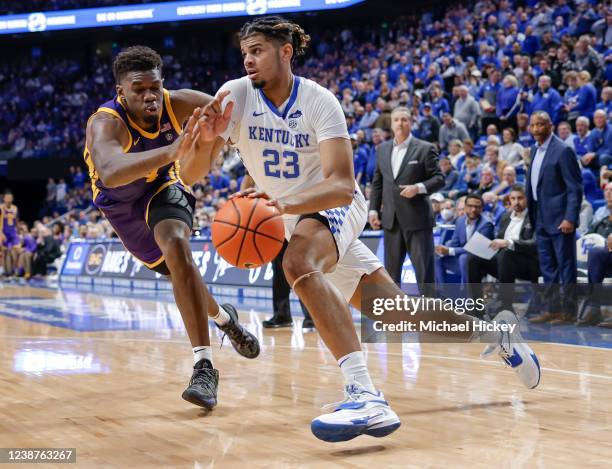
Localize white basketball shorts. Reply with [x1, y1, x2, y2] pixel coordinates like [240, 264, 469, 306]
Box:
[282, 189, 383, 301]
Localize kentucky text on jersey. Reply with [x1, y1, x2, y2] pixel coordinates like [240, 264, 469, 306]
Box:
[219, 76, 350, 200]
[248, 126, 311, 148]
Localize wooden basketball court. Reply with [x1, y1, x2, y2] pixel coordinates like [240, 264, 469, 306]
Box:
[0, 283, 610, 468]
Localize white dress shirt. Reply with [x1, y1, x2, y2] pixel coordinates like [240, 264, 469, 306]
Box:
[391, 134, 427, 193]
[391, 135, 412, 178]
[369, 134, 426, 218]
[504, 209, 526, 250]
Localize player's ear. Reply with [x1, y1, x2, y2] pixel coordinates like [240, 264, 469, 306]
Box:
[116, 84, 124, 101]
[280, 42, 293, 64]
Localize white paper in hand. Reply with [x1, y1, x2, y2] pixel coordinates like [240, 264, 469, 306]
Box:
[464, 231, 497, 260]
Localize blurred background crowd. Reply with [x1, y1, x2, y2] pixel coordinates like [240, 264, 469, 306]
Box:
[1, 0, 611, 322]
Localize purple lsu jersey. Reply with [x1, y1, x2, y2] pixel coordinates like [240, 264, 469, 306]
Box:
[1, 204, 19, 248]
[83, 89, 192, 269]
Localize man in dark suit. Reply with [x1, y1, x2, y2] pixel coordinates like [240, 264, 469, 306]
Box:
[467, 185, 540, 309]
[369, 106, 444, 287]
[526, 111, 583, 324]
[435, 194, 495, 284]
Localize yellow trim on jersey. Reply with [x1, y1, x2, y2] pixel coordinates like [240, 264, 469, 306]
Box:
[95, 107, 133, 151]
[144, 179, 180, 226]
[172, 160, 192, 194]
[142, 255, 165, 269]
[83, 147, 101, 201]
[164, 89, 183, 135]
[83, 108, 132, 201]
[116, 96, 163, 139]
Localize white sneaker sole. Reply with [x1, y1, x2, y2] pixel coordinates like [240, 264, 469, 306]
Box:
[311, 408, 401, 442]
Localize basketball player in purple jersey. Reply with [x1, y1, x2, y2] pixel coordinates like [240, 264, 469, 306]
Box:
[1, 192, 20, 276]
[84, 46, 258, 409]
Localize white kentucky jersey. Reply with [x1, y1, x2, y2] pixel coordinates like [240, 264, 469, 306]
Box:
[217, 75, 350, 200]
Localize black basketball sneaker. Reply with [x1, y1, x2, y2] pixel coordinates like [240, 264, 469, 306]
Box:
[217, 303, 260, 359]
[182, 358, 219, 409]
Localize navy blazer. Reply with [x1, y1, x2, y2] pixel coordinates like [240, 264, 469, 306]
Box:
[445, 215, 495, 256]
[526, 134, 583, 235]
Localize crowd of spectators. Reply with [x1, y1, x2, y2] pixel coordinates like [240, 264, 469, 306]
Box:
[1, 1, 612, 316]
[0, 47, 227, 161]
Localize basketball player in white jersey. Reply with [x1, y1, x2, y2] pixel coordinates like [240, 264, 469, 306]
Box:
[194, 16, 541, 442]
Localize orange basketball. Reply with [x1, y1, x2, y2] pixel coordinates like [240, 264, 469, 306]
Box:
[211, 197, 285, 269]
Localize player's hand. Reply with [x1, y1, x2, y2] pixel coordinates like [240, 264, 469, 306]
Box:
[607, 234, 612, 252]
[228, 187, 261, 199]
[231, 189, 287, 214]
[198, 91, 234, 143]
[264, 198, 288, 215]
[558, 219, 574, 234]
[171, 107, 201, 162]
[489, 239, 509, 250]
[368, 211, 381, 229]
[399, 184, 419, 199]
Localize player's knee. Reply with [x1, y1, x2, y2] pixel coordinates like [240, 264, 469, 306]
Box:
[282, 249, 316, 284]
[160, 234, 193, 273]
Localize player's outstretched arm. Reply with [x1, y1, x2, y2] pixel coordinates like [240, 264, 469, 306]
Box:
[169, 89, 214, 121]
[88, 113, 183, 188]
[169, 89, 225, 185]
[184, 90, 235, 183]
[174, 106, 228, 186]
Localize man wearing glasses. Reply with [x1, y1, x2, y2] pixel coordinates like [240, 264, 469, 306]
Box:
[435, 193, 495, 284]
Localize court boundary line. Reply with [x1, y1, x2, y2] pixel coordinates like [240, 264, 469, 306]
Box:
[1, 289, 612, 351]
[1, 334, 610, 381]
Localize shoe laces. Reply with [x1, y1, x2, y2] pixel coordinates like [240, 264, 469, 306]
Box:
[220, 318, 253, 347]
[190, 367, 217, 395]
[322, 383, 369, 410]
[482, 328, 513, 359]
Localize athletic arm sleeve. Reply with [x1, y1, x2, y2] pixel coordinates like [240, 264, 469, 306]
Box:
[310, 88, 349, 143]
[216, 78, 247, 143]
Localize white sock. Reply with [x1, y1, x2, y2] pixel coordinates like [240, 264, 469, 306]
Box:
[193, 346, 212, 365]
[470, 319, 502, 344]
[338, 351, 376, 394]
[211, 304, 231, 326]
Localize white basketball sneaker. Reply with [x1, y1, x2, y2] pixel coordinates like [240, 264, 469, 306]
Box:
[481, 310, 541, 389]
[311, 383, 401, 442]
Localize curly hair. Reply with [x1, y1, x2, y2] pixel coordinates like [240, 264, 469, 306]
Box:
[112, 45, 163, 83]
[239, 16, 310, 61]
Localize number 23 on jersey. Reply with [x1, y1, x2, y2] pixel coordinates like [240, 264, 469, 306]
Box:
[263, 149, 300, 179]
